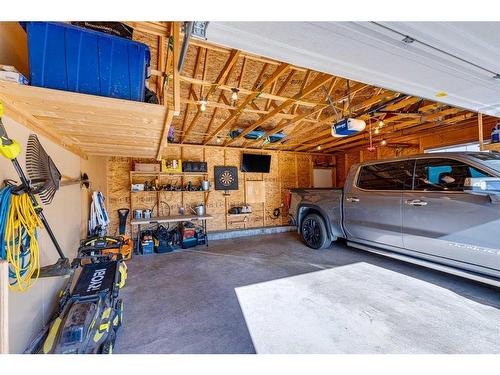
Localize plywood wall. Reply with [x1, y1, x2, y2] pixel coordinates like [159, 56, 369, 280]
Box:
[106, 146, 324, 235]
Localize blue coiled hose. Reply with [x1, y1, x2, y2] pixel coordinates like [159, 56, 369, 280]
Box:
[0, 185, 13, 259]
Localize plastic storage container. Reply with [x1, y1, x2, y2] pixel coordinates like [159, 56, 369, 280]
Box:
[23, 22, 150, 102]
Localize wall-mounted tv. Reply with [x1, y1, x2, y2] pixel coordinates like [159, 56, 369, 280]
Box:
[241, 153, 272, 173]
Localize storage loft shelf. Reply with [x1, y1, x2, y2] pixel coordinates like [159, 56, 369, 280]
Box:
[482, 142, 500, 152]
[0, 81, 167, 159]
[130, 171, 209, 177]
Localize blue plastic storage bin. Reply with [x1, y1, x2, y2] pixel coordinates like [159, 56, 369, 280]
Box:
[23, 22, 150, 102]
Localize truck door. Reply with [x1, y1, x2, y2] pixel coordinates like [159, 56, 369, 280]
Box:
[402, 157, 500, 273]
[344, 160, 413, 248]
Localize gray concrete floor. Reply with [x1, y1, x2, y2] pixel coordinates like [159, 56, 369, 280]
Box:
[114, 232, 500, 354]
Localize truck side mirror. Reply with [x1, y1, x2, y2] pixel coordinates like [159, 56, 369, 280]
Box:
[464, 177, 500, 199]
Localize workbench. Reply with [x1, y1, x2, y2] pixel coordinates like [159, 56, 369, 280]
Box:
[130, 214, 213, 253]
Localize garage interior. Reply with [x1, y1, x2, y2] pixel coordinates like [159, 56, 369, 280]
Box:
[0, 20, 499, 355]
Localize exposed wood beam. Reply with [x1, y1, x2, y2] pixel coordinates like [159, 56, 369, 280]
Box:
[318, 107, 464, 153]
[181, 49, 241, 143]
[156, 108, 174, 160]
[204, 63, 290, 145]
[0, 96, 87, 159]
[180, 46, 204, 142]
[172, 22, 181, 115]
[157, 35, 165, 99]
[327, 112, 476, 153]
[272, 83, 372, 150]
[226, 73, 332, 146]
[178, 75, 323, 108]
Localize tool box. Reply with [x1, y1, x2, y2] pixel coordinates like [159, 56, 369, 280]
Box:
[22, 22, 151, 102]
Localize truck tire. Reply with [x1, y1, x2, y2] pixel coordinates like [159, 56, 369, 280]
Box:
[301, 213, 330, 250]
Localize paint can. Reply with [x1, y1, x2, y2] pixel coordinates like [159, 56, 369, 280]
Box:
[133, 209, 143, 219]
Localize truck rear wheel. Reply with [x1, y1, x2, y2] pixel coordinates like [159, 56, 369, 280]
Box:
[301, 213, 330, 250]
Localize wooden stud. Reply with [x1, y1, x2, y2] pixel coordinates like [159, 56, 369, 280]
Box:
[227, 73, 332, 145]
[478, 113, 484, 150]
[172, 22, 181, 115]
[204, 63, 290, 145]
[182, 49, 241, 143]
[157, 108, 174, 160]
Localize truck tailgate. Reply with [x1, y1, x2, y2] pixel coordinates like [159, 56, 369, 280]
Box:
[290, 188, 345, 239]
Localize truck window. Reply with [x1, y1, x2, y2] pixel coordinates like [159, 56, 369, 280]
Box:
[357, 161, 413, 190]
[413, 158, 491, 191]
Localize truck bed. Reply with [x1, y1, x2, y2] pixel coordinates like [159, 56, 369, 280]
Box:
[289, 188, 345, 240]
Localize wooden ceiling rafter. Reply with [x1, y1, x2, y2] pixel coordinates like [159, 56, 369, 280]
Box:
[181, 49, 241, 143]
[176, 76, 325, 108]
[270, 83, 373, 151]
[318, 106, 464, 153]
[156, 21, 181, 160]
[225, 72, 333, 146]
[327, 111, 476, 153]
[203, 63, 290, 145]
[180, 45, 204, 142]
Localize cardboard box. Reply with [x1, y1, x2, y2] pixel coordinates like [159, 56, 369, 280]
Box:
[0, 65, 28, 85]
[134, 163, 160, 172]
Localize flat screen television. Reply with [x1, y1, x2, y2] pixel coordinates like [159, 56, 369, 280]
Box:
[241, 153, 272, 173]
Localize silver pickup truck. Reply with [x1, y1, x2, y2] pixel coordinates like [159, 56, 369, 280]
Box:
[290, 152, 500, 283]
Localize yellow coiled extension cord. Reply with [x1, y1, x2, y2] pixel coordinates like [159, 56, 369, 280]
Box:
[5, 193, 42, 291]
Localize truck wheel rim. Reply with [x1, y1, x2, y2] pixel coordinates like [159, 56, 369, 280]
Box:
[303, 218, 321, 247]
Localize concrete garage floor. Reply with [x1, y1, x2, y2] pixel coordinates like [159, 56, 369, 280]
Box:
[115, 232, 500, 354]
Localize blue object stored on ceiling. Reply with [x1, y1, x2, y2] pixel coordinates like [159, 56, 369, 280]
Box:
[22, 22, 151, 102]
[266, 132, 286, 143]
[229, 128, 267, 140]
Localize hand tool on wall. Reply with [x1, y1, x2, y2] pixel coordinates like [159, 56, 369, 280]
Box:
[0, 102, 71, 278]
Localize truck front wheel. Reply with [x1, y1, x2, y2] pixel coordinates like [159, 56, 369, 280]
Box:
[301, 213, 330, 250]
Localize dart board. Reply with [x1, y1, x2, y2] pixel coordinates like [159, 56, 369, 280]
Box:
[214, 166, 238, 191]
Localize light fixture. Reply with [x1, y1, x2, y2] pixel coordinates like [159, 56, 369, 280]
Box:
[378, 120, 384, 128]
[231, 88, 239, 101]
[380, 139, 387, 146]
[200, 98, 207, 112]
[216, 136, 222, 144]
[374, 128, 380, 135]
[317, 145, 322, 151]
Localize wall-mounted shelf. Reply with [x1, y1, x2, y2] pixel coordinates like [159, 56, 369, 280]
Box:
[227, 213, 252, 217]
[131, 190, 210, 194]
[130, 171, 208, 177]
[482, 142, 500, 152]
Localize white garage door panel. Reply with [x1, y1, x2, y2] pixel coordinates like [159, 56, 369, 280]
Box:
[207, 22, 500, 116]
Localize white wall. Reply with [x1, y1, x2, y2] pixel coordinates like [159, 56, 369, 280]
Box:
[80, 156, 108, 237]
[0, 115, 82, 353]
[313, 168, 334, 188]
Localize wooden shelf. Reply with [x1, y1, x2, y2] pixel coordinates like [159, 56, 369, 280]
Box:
[130, 171, 208, 177]
[131, 214, 213, 226]
[227, 213, 252, 217]
[131, 190, 209, 193]
[482, 142, 500, 152]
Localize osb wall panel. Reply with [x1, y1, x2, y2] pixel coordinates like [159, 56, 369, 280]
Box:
[296, 154, 312, 188]
[107, 157, 132, 235]
[106, 146, 318, 235]
[361, 149, 378, 162]
[279, 153, 297, 225]
[264, 152, 281, 227]
[335, 153, 346, 188]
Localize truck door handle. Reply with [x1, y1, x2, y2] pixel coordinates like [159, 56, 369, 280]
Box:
[346, 197, 360, 203]
[405, 199, 428, 207]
